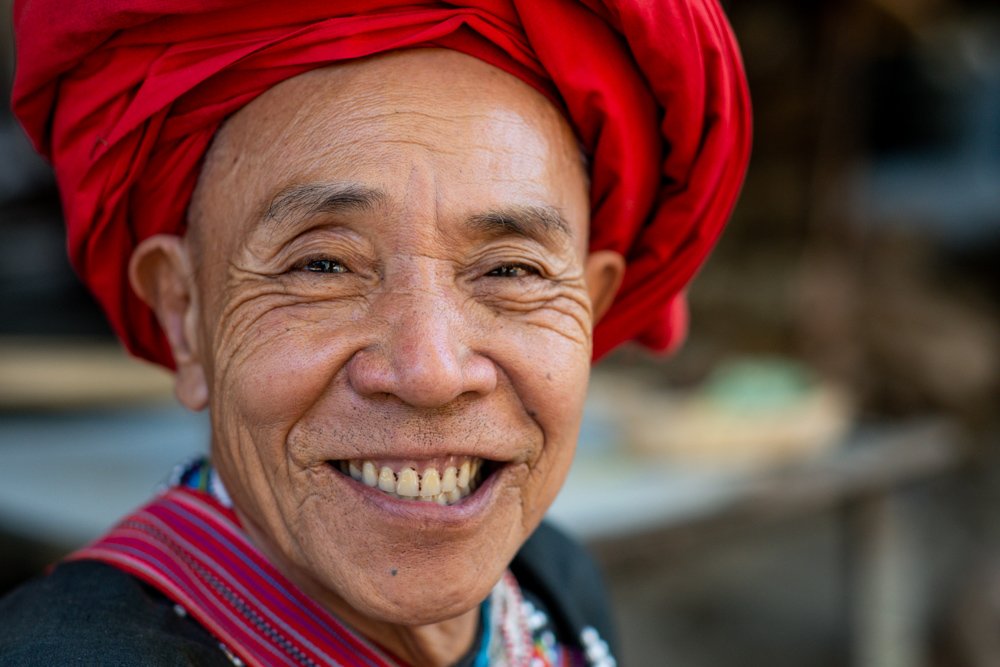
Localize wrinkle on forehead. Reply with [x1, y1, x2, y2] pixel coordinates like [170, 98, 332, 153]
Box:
[188, 49, 590, 259]
[228, 50, 578, 171]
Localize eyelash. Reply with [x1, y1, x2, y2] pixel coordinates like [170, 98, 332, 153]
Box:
[301, 258, 349, 274]
[296, 258, 538, 279]
[486, 263, 540, 278]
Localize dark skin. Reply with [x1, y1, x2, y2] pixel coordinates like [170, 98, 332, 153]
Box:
[130, 49, 624, 667]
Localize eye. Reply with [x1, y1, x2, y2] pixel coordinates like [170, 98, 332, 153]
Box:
[486, 263, 538, 278]
[303, 258, 349, 274]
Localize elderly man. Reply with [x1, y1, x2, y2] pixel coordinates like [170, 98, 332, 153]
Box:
[1, 1, 750, 665]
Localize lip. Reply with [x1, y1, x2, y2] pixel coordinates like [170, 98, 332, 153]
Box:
[322, 459, 524, 531]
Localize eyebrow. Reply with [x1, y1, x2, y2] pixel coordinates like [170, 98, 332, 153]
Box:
[259, 181, 573, 245]
[467, 205, 573, 246]
[261, 182, 387, 228]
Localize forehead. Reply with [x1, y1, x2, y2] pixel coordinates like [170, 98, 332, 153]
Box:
[189, 49, 589, 250]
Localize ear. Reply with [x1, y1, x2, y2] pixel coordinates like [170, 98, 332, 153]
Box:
[128, 235, 209, 411]
[583, 249, 626, 324]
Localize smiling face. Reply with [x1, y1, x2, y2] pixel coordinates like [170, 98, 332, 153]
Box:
[130, 49, 623, 652]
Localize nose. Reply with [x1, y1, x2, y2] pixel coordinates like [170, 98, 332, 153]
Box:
[347, 289, 498, 408]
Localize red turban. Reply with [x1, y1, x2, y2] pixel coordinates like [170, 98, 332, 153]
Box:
[12, 0, 750, 366]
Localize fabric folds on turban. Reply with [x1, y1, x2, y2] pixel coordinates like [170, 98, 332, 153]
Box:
[12, 0, 751, 366]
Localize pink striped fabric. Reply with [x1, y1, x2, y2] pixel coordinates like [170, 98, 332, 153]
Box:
[68, 487, 409, 667]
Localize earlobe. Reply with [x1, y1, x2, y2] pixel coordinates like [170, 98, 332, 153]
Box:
[583, 250, 626, 324]
[128, 235, 209, 411]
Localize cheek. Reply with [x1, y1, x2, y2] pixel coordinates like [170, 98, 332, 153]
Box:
[207, 303, 369, 569]
[212, 301, 363, 429]
[489, 305, 593, 416]
[490, 322, 591, 519]
[534, 366, 588, 510]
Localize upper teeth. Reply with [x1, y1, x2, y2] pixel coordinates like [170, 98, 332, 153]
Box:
[339, 458, 483, 505]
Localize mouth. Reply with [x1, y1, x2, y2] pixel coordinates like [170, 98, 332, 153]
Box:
[328, 456, 495, 506]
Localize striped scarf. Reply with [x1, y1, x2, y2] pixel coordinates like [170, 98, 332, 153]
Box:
[67, 485, 570, 666]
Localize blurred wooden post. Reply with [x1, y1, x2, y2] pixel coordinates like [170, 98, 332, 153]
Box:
[847, 493, 926, 667]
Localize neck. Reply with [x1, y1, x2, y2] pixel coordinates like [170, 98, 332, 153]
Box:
[237, 508, 482, 667]
[366, 613, 481, 667]
[307, 588, 480, 667]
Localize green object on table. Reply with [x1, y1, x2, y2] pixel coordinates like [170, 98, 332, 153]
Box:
[704, 358, 812, 413]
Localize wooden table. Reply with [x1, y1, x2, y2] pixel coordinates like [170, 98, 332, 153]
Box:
[548, 418, 969, 667]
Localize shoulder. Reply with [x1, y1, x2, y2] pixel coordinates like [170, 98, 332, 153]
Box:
[511, 520, 618, 658]
[0, 560, 227, 666]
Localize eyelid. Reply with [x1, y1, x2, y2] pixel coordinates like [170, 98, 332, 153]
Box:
[277, 226, 372, 270]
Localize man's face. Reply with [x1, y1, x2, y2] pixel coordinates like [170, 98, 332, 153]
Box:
[175, 50, 611, 626]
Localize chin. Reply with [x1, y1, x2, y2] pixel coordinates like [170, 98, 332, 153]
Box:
[351, 575, 497, 627]
[309, 538, 514, 627]
[287, 486, 529, 628]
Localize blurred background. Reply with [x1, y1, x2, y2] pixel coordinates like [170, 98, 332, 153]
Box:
[1, 0, 998, 665]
